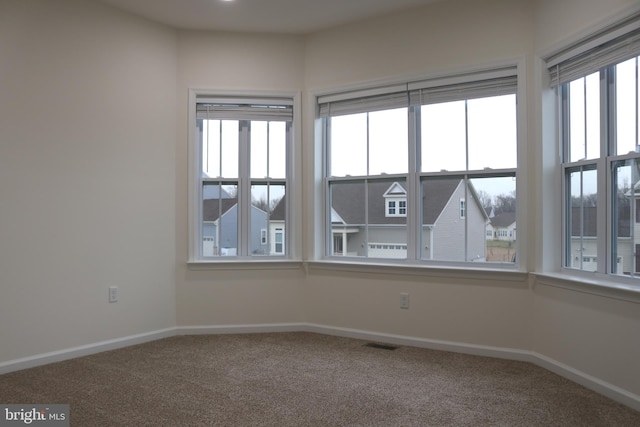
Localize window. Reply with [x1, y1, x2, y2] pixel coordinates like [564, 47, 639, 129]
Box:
[549, 13, 640, 279]
[190, 92, 295, 261]
[319, 66, 519, 265]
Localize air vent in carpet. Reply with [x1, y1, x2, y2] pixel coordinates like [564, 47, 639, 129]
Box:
[364, 342, 399, 350]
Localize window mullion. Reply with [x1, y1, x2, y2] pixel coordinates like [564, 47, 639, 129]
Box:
[239, 121, 251, 257]
[464, 101, 470, 262]
[407, 105, 419, 261]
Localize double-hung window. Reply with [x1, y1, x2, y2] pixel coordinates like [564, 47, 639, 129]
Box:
[548, 13, 640, 279]
[190, 92, 294, 260]
[319, 65, 519, 264]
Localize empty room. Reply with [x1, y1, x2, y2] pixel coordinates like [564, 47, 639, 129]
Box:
[1, 0, 640, 425]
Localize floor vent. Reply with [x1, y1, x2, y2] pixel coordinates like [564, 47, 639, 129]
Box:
[364, 342, 399, 351]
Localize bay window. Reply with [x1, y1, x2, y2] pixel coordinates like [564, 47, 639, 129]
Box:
[318, 66, 520, 265]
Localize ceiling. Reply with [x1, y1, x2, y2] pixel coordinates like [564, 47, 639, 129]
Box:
[98, 0, 444, 34]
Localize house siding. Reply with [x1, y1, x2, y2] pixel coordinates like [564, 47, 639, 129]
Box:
[428, 183, 487, 261]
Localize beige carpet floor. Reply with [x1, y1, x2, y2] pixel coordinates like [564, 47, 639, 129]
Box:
[1, 332, 639, 426]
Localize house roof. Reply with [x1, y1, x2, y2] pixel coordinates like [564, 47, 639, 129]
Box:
[203, 198, 237, 222]
[490, 212, 516, 228]
[421, 179, 462, 224]
[330, 179, 473, 225]
[270, 196, 286, 221]
[571, 206, 630, 237]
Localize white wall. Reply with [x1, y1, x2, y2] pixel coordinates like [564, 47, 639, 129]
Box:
[0, 0, 177, 362]
[175, 31, 306, 326]
[531, 0, 640, 399]
[302, 0, 534, 352]
[1, 0, 639, 410]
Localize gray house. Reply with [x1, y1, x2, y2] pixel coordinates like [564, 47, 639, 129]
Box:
[570, 205, 628, 273]
[330, 179, 489, 261]
[487, 211, 517, 242]
[202, 198, 269, 256]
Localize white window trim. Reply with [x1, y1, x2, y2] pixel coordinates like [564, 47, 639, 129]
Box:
[187, 89, 302, 266]
[312, 59, 527, 272]
[537, 3, 640, 295]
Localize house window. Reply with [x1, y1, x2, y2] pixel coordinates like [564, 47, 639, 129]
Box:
[319, 66, 519, 264]
[550, 18, 640, 278]
[190, 92, 295, 260]
[384, 183, 408, 217]
[274, 228, 284, 254]
[388, 200, 396, 215]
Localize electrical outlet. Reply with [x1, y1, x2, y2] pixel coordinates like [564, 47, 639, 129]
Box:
[109, 286, 118, 303]
[400, 292, 409, 309]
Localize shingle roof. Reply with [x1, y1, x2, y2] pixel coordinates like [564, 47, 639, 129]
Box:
[330, 179, 463, 225]
[270, 196, 286, 221]
[571, 206, 630, 237]
[490, 211, 516, 228]
[203, 198, 237, 221]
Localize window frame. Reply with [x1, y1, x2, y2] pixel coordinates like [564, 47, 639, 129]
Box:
[187, 89, 301, 265]
[315, 62, 525, 269]
[540, 8, 640, 296]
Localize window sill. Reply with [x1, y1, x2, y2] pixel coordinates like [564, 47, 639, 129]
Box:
[531, 272, 640, 304]
[187, 259, 303, 271]
[306, 260, 528, 286]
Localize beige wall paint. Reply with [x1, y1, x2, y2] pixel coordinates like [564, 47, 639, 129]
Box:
[1, 0, 639, 407]
[174, 31, 306, 326]
[532, 284, 640, 396]
[531, 0, 640, 398]
[305, 0, 534, 89]
[305, 269, 531, 350]
[300, 0, 535, 351]
[534, 0, 639, 53]
[0, 0, 177, 362]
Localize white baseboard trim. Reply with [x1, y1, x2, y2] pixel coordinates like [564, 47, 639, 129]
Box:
[0, 328, 176, 375]
[301, 323, 640, 412]
[2, 323, 638, 412]
[177, 323, 305, 335]
[302, 323, 534, 361]
[532, 352, 640, 412]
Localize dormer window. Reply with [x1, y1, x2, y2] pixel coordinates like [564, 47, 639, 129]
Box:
[384, 182, 407, 217]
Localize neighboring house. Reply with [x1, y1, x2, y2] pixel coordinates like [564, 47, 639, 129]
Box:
[202, 198, 269, 256]
[570, 205, 629, 273]
[487, 211, 516, 242]
[330, 180, 489, 261]
[269, 196, 286, 255]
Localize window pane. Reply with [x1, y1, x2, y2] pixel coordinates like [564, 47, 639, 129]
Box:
[250, 121, 287, 179]
[612, 160, 639, 276]
[202, 119, 239, 178]
[202, 182, 238, 257]
[421, 101, 466, 172]
[421, 178, 468, 261]
[368, 179, 407, 259]
[468, 94, 517, 170]
[568, 73, 600, 162]
[616, 57, 639, 155]
[202, 119, 220, 178]
[330, 181, 365, 257]
[471, 176, 516, 263]
[330, 180, 408, 259]
[566, 167, 597, 271]
[250, 121, 268, 178]
[330, 113, 367, 177]
[269, 122, 287, 179]
[251, 184, 286, 256]
[368, 108, 408, 175]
